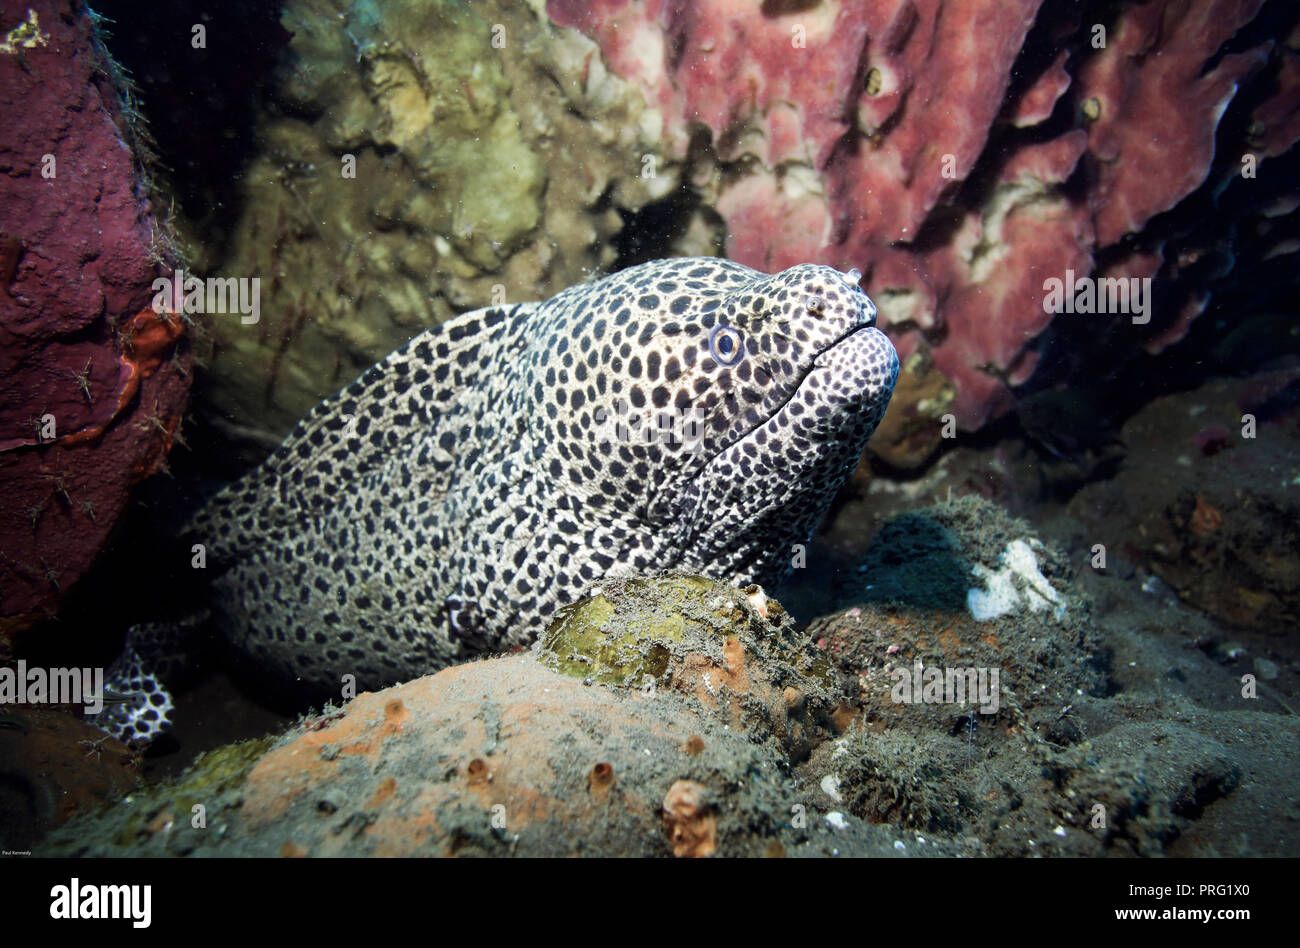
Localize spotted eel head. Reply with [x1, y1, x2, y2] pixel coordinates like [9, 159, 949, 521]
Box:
[674, 262, 899, 580]
[682, 263, 894, 458]
[563, 259, 897, 581]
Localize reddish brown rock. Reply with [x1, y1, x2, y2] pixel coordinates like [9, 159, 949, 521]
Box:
[0, 1, 189, 643]
[0, 706, 139, 850]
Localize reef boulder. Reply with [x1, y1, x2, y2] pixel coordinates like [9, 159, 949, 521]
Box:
[0, 2, 189, 645]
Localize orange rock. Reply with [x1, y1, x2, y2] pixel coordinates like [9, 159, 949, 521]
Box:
[368, 776, 398, 807]
[231, 655, 798, 857]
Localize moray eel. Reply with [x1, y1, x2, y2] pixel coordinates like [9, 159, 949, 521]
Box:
[102, 257, 897, 738]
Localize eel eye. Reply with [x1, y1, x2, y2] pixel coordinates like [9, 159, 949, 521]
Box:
[708, 324, 744, 367]
[805, 294, 826, 315]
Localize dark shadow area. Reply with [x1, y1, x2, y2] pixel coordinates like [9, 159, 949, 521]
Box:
[89, 0, 292, 257]
[852, 513, 973, 610]
[759, 0, 822, 16]
[777, 513, 974, 621]
[609, 181, 715, 271]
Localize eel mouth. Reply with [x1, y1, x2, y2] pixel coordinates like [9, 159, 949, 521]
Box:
[812, 322, 883, 368]
[697, 323, 891, 465]
[667, 321, 895, 530]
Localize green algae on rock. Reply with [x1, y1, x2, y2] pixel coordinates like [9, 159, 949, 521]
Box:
[537, 575, 827, 689]
[538, 575, 712, 687]
[42, 736, 275, 856]
[535, 574, 848, 763]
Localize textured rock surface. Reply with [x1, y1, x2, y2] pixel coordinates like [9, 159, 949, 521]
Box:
[806, 496, 1107, 729]
[195, 0, 681, 445]
[42, 576, 969, 857]
[0, 1, 189, 642]
[535, 574, 851, 762]
[46, 649, 959, 857]
[1069, 368, 1300, 636]
[0, 706, 139, 851]
[792, 495, 1293, 856]
[40, 518, 1300, 857]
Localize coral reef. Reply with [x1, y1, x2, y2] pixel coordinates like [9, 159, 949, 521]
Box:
[0, 1, 189, 643]
[191, 0, 680, 450]
[1077, 0, 1271, 247]
[13, 0, 1297, 863]
[547, 0, 1300, 431]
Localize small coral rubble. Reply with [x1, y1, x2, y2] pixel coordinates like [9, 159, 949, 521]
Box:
[662, 779, 716, 858]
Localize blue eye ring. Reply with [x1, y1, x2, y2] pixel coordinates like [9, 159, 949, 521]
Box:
[708, 323, 744, 367]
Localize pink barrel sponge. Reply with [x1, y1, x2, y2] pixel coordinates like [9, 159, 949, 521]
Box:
[548, 0, 1291, 430]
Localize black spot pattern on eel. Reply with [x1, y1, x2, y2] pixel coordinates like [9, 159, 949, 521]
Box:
[186, 258, 899, 691]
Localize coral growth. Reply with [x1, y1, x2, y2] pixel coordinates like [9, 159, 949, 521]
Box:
[191, 0, 678, 449]
[661, 779, 716, 858]
[535, 575, 848, 761]
[547, 0, 1299, 430]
